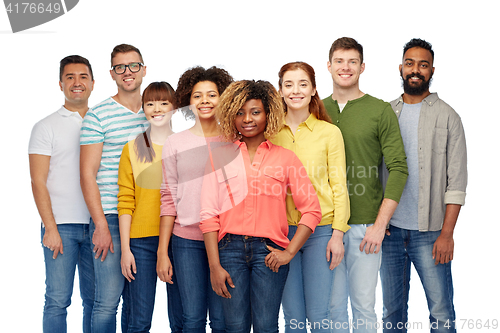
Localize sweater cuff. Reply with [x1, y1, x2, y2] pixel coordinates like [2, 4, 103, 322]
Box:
[331, 220, 351, 233]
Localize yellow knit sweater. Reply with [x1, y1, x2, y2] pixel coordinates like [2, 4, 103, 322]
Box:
[117, 140, 163, 238]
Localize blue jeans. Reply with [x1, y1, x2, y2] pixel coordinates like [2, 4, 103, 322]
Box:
[330, 224, 381, 333]
[42, 223, 95, 333]
[380, 225, 456, 333]
[218, 234, 289, 333]
[282, 225, 334, 333]
[90, 214, 127, 333]
[172, 234, 225, 333]
[167, 241, 184, 333]
[123, 236, 158, 333]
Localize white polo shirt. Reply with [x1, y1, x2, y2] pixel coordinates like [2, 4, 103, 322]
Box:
[29, 106, 90, 224]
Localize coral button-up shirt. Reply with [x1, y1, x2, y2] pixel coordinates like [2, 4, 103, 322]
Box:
[199, 140, 322, 249]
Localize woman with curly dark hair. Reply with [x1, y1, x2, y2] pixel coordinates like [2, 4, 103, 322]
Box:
[157, 66, 233, 333]
[200, 80, 322, 333]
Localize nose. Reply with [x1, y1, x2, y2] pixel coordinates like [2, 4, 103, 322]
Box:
[243, 112, 252, 123]
[292, 84, 300, 94]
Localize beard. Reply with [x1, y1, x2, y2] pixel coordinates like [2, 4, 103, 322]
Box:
[401, 71, 432, 96]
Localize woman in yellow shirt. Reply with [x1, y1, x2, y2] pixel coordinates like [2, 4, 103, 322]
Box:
[272, 62, 350, 333]
[117, 82, 178, 332]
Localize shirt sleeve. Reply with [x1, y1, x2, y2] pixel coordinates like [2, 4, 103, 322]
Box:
[327, 126, 351, 232]
[80, 111, 104, 146]
[117, 142, 135, 217]
[444, 111, 467, 205]
[28, 120, 52, 156]
[379, 104, 409, 203]
[199, 159, 221, 234]
[288, 153, 322, 232]
[160, 138, 178, 216]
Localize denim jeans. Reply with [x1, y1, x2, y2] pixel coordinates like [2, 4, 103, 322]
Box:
[380, 225, 456, 333]
[167, 241, 184, 333]
[90, 214, 127, 333]
[330, 224, 381, 333]
[282, 225, 335, 333]
[218, 234, 289, 333]
[172, 234, 225, 333]
[123, 236, 159, 333]
[42, 223, 95, 333]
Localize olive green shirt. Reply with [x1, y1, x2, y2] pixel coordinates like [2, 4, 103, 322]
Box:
[323, 94, 408, 225]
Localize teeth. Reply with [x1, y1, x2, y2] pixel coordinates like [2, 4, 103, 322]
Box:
[124, 78, 133, 82]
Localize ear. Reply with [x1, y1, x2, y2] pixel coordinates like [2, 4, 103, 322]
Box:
[312, 87, 316, 97]
[59, 81, 63, 91]
[360, 63, 366, 74]
[399, 64, 403, 74]
[279, 88, 283, 98]
[327, 61, 332, 74]
[142, 65, 147, 77]
[110, 69, 116, 81]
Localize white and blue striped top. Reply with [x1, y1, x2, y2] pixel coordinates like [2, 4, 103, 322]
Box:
[80, 97, 148, 214]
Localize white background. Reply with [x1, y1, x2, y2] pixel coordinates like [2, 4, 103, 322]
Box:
[1, 0, 498, 332]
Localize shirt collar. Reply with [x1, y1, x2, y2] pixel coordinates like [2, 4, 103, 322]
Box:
[283, 113, 318, 132]
[235, 139, 272, 150]
[57, 106, 85, 119]
[396, 92, 439, 107]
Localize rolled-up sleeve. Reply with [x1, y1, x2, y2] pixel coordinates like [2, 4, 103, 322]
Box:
[288, 154, 322, 232]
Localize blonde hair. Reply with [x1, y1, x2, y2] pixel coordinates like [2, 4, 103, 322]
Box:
[216, 80, 285, 142]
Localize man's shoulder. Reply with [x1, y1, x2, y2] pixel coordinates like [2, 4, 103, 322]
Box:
[88, 97, 121, 115]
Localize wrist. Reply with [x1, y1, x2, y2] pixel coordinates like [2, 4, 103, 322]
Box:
[331, 229, 344, 240]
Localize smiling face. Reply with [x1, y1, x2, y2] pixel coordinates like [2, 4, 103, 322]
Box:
[235, 99, 267, 144]
[327, 48, 365, 90]
[279, 69, 316, 114]
[400, 46, 434, 97]
[110, 51, 146, 93]
[59, 63, 94, 108]
[143, 100, 174, 128]
[189, 81, 220, 120]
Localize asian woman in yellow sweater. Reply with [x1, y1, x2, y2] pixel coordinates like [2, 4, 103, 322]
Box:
[117, 82, 179, 333]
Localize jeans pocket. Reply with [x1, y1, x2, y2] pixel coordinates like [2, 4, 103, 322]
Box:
[262, 239, 284, 252]
[218, 236, 230, 251]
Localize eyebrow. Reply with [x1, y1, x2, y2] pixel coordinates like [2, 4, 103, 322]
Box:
[404, 58, 431, 64]
[192, 90, 218, 94]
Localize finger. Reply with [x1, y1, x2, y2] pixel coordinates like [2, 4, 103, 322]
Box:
[374, 244, 381, 254]
[359, 239, 366, 252]
[385, 230, 391, 236]
[59, 243, 63, 255]
[110, 241, 115, 254]
[226, 275, 235, 289]
[132, 260, 137, 275]
[53, 247, 60, 259]
[100, 248, 109, 262]
[94, 247, 102, 260]
[326, 248, 331, 262]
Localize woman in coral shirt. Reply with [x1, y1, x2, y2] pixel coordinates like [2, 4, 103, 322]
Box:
[200, 80, 322, 333]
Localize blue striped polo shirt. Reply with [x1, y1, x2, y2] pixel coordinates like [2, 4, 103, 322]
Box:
[80, 97, 148, 214]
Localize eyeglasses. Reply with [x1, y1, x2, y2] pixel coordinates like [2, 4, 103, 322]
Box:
[111, 62, 144, 75]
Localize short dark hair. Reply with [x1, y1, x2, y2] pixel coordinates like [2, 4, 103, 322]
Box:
[403, 38, 434, 61]
[59, 55, 93, 81]
[111, 44, 143, 66]
[329, 37, 364, 64]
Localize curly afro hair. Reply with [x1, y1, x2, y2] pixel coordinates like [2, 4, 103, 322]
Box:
[175, 66, 233, 120]
[216, 80, 285, 142]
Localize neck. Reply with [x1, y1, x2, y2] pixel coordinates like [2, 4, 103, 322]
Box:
[241, 135, 266, 153]
[286, 107, 310, 133]
[402, 91, 431, 104]
[190, 117, 219, 137]
[332, 85, 364, 104]
[113, 90, 142, 113]
[64, 101, 89, 118]
[150, 125, 174, 145]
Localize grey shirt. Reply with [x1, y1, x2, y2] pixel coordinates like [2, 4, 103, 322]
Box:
[390, 93, 467, 232]
[391, 102, 421, 230]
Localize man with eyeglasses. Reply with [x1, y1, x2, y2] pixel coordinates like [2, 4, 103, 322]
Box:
[80, 44, 148, 333]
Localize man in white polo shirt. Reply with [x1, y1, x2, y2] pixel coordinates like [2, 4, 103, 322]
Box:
[80, 44, 148, 333]
[29, 55, 95, 333]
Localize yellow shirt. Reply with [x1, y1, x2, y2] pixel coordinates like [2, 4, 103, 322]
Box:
[271, 114, 350, 232]
[117, 140, 163, 238]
